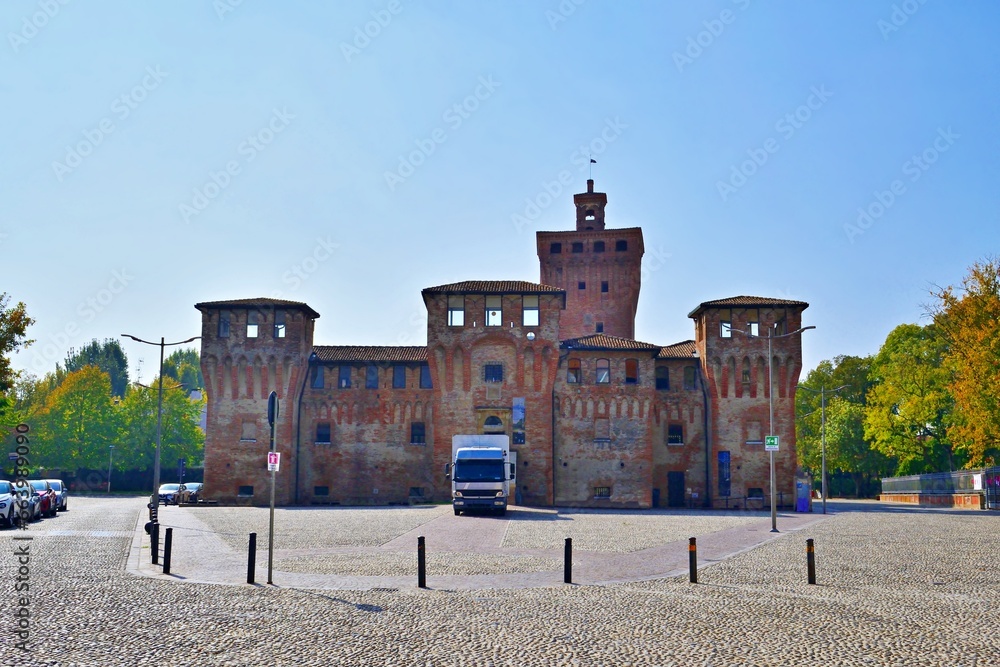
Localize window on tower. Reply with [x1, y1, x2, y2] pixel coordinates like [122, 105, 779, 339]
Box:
[615, 240, 628, 252]
[567, 358, 581, 384]
[273, 310, 286, 338]
[596, 322, 604, 333]
[485, 296, 502, 326]
[246, 312, 259, 338]
[522, 295, 539, 326]
[593, 241, 605, 253]
[578, 281, 586, 290]
[218, 311, 231, 338]
[625, 359, 639, 384]
[720, 309, 732, 338]
[596, 358, 610, 384]
[601, 281, 609, 293]
[572, 242, 584, 253]
[447, 295, 465, 326]
[550, 242, 562, 254]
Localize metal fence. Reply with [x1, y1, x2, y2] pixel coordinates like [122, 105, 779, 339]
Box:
[880, 469, 982, 494]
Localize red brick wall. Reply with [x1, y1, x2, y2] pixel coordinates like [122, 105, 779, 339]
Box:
[651, 359, 710, 507]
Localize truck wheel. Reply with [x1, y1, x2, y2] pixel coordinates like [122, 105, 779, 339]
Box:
[453, 507, 460, 516]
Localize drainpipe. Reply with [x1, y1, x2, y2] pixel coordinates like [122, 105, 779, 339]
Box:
[696, 354, 711, 509]
[294, 353, 313, 505]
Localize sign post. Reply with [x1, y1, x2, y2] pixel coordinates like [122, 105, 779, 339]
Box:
[266, 391, 279, 585]
[765, 436, 779, 532]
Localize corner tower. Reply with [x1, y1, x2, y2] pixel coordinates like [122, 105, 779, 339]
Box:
[537, 179, 643, 339]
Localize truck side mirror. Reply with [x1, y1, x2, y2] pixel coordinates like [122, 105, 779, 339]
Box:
[444, 463, 451, 480]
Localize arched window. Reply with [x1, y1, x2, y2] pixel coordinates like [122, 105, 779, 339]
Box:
[483, 416, 504, 433]
[596, 358, 610, 384]
[567, 358, 581, 383]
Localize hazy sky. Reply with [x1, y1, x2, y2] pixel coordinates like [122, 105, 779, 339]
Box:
[4, 1, 998, 384]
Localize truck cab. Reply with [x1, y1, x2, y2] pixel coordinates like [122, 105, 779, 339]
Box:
[446, 435, 516, 516]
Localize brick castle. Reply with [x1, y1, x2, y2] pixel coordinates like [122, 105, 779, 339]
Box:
[196, 179, 809, 508]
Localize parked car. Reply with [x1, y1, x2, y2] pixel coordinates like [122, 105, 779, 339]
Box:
[13, 481, 42, 522]
[27, 480, 58, 518]
[0, 480, 18, 528]
[45, 479, 68, 512]
[158, 483, 181, 505]
[183, 482, 203, 502]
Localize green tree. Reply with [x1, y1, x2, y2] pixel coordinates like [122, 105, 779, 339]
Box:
[116, 380, 205, 474]
[931, 257, 1000, 467]
[864, 323, 956, 474]
[64, 339, 130, 398]
[161, 347, 204, 392]
[33, 366, 120, 471]
[0, 293, 34, 425]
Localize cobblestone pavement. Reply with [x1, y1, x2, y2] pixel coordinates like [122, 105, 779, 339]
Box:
[1, 497, 997, 666]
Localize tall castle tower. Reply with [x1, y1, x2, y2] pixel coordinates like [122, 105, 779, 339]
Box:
[537, 179, 644, 339]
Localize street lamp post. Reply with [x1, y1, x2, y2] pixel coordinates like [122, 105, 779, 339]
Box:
[796, 384, 847, 515]
[730, 324, 815, 532]
[107, 445, 114, 493]
[121, 334, 200, 511]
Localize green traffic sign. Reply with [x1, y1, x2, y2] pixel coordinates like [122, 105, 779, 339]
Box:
[764, 435, 779, 451]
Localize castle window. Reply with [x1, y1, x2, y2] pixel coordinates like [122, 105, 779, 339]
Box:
[596, 322, 604, 333]
[578, 281, 586, 290]
[484, 363, 503, 383]
[338, 366, 351, 388]
[366, 365, 378, 389]
[447, 295, 465, 326]
[747, 308, 759, 336]
[238, 485, 254, 497]
[594, 418, 610, 442]
[314, 486, 329, 496]
[683, 366, 697, 391]
[218, 311, 231, 338]
[483, 416, 504, 432]
[625, 359, 639, 384]
[593, 241, 605, 253]
[485, 296, 502, 327]
[247, 312, 259, 338]
[594, 487, 611, 498]
[240, 420, 257, 442]
[720, 309, 732, 338]
[572, 242, 584, 253]
[419, 365, 432, 389]
[410, 422, 426, 444]
[615, 240, 628, 252]
[596, 358, 610, 384]
[774, 310, 787, 336]
[567, 358, 581, 383]
[667, 424, 684, 445]
[392, 365, 406, 389]
[310, 366, 324, 389]
[274, 310, 286, 338]
[550, 242, 562, 254]
[522, 295, 539, 327]
[656, 367, 669, 390]
[316, 422, 331, 443]
[601, 281, 608, 293]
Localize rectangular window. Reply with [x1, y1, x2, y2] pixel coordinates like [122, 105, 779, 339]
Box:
[571, 242, 584, 253]
[238, 485, 254, 497]
[522, 295, 539, 327]
[393, 365, 406, 389]
[593, 241, 605, 253]
[596, 358, 610, 384]
[747, 308, 759, 336]
[567, 358, 581, 383]
[338, 366, 352, 388]
[240, 420, 257, 442]
[314, 486, 329, 496]
[615, 240, 628, 252]
[447, 295, 465, 326]
[247, 312, 259, 338]
[366, 365, 378, 389]
[595, 418, 610, 442]
[316, 422, 331, 443]
[486, 296, 502, 327]
[578, 281, 586, 290]
[274, 310, 286, 338]
[409, 486, 425, 497]
[484, 363, 503, 383]
[410, 422, 426, 444]
[625, 359, 639, 384]
[667, 423, 684, 445]
[419, 365, 432, 389]
[218, 311, 231, 338]
[655, 367, 669, 390]
[601, 281, 608, 293]
[596, 322, 604, 333]
[594, 486, 611, 498]
[683, 366, 696, 390]
[550, 242, 562, 254]
[311, 366, 324, 389]
[720, 309, 732, 338]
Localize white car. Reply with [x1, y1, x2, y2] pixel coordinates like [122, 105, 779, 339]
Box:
[0, 480, 17, 528]
[45, 478, 68, 511]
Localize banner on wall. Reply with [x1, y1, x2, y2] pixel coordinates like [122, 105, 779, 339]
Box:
[512, 397, 525, 444]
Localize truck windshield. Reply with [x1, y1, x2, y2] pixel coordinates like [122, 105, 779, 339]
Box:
[454, 461, 504, 482]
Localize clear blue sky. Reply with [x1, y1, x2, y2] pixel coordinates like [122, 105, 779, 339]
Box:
[4, 1, 998, 384]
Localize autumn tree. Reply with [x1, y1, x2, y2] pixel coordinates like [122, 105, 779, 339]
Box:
[864, 323, 956, 474]
[0, 293, 34, 425]
[931, 258, 1000, 467]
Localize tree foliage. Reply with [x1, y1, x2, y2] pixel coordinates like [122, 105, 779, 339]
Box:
[32, 366, 119, 471]
[0, 293, 34, 422]
[161, 347, 204, 392]
[64, 339, 130, 398]
[931, 257, 1000, 467]
[863, 323, 956, 474]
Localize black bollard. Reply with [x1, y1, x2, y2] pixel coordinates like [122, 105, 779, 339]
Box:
[151, 522, 160, 565]
[417, 536, 426, 588]
[247, 532, 257, 584]
[807, 538, 816, 585]
[163, 528, 173, 575]
[564, 538, 572, 584]
[689, 537, 698, 584]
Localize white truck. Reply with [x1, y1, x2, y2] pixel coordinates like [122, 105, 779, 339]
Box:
[446, 435, 516, 516]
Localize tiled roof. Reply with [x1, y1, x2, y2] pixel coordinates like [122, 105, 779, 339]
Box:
[657, 340, 697, 359]
[688, 295, 808, 318]
[312, 346, 428, 363]
[560, 334, 661, 351]
[422, 280, 565, 294]
[195, 298, 320, 319]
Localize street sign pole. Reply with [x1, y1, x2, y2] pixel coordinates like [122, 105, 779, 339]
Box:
[267, 391, 279, 585]
[765, 435, 780, 532]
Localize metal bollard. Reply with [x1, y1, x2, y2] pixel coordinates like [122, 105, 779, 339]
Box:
[151, 522, 160, 565]
[163, 528, 173, 575]
[689, 537, 698, 584]
[807, 538, 816, 585]
[247, 533, 257, 584]
[417, 536, 427, 588]
[564, 538, 572, 584]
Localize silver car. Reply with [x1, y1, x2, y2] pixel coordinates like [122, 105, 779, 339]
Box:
[45, 478, 68, 511]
